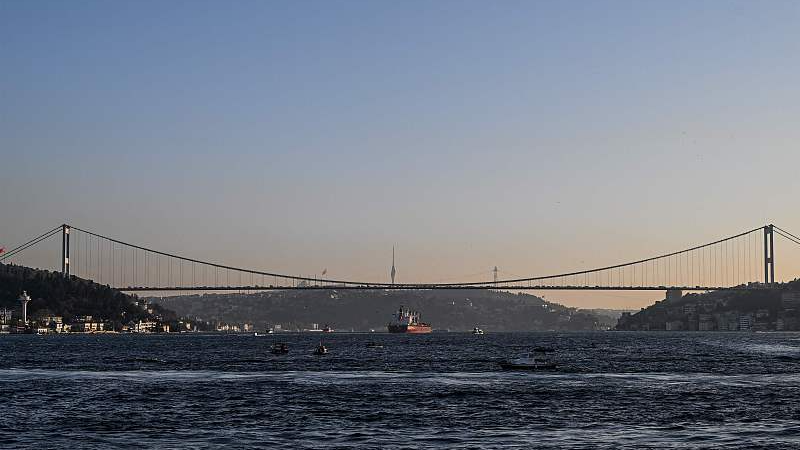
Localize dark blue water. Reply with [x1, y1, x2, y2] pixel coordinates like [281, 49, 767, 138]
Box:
[2, 332, 800, 448]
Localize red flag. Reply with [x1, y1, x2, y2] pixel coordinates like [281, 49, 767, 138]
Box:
[0, 247, 5, 255]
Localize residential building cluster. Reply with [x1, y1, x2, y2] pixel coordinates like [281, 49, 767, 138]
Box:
[617, 290, 800, 332]
[0, 292, 188, 334]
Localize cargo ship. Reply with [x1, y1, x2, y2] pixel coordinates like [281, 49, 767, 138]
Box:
[387, 306, 432, 333]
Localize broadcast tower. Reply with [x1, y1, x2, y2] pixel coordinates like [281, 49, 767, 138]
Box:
[391, 246, 396, 285]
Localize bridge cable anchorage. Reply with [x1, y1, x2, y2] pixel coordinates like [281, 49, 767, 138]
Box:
[0, 226, 62, 262]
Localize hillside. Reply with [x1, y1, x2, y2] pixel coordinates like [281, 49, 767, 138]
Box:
[151, 289, 605, 332]
[616, 280, 800, 331]
[0, 263, 176, 329]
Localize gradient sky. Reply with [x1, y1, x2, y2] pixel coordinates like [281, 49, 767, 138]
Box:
[2, 0, 800, 308]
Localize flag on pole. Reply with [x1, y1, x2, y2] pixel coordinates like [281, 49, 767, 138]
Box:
[0, 247, 5, 255]
[321, 269, 327, 276]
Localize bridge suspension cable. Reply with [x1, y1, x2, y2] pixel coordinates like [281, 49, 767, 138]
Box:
[0, 226, 61, 262]
[429, 225, 768, 288]
[774, 226, 800, 246]
[1, 223, 793, 291]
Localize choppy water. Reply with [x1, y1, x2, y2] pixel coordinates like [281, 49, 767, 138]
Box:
[2, 332, 800, 448]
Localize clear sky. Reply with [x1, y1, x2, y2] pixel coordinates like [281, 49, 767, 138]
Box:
[2, 0, 800, 308]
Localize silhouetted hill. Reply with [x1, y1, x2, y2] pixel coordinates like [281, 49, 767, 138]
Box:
[151, 289, 604, 332]
[0, 263, 175, 327]
[616, 280, 800, 331]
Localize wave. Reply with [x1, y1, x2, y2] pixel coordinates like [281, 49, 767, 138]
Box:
[3, 369, 800, 388]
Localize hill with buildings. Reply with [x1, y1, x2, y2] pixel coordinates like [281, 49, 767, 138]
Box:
[616, 281, 800, 332]
[0, 263, 177, 332]
[151, 289, 611, 332]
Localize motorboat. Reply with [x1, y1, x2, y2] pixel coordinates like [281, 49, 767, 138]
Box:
[365, 342, 384, 349]
[271, 343, 289, 355]
[499, 347, 557, 370]
[314, 343, 329, 355]
[472, 327, 485, 335]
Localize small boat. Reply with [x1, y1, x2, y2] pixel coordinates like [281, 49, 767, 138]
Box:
[499, 347, 557, 371]
[314, 343, 329, 355]
[365, 342, 384, 349]
[323, 325, 334, 333]
[472, 327, 485, 335]
[271, 343, 289, 355]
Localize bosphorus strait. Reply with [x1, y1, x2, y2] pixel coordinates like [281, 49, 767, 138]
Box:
[2, 332, 800, 448]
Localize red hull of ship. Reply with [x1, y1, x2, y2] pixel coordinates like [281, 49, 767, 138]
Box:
[387, 324, 432, 333]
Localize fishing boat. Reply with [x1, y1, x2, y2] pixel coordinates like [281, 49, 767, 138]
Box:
[472, 327, 485, 335]
[499, 347, 557, 370]
[314, 343, 328, 355]
[271, 343, 289, 354]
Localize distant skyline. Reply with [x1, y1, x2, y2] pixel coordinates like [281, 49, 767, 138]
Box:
[2, 1, 800, 308]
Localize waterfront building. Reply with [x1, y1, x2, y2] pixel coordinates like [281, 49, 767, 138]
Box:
[133, 321, 157, 333]
[715, 312, 739, 331]
[738, 315, 754, 331]
[38, 315, 64, 332]
[0, 308, 12, 333]
[41, 315, 63, 325]
[665, 320, 684, 331]
[216, 323, 241, 332]
[698, 314, 715, 331]
[73, 321, 105, 333]
[782, 292, 800, 309]
[72, 315, 105, 333]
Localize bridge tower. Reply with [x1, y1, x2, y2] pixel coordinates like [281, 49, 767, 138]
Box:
[764, 224, 775, 285]
[61, 224, 70, 277]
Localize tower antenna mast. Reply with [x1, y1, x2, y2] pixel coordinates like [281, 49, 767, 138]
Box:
[391, 246, 396, 285]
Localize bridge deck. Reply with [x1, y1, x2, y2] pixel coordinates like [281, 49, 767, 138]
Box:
[118, 285, 764, 292]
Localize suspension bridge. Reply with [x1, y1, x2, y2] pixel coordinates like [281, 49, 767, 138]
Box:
[2, 224, 800, 294]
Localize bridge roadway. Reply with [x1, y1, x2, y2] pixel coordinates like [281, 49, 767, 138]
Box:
[118, 284, 766, 292]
